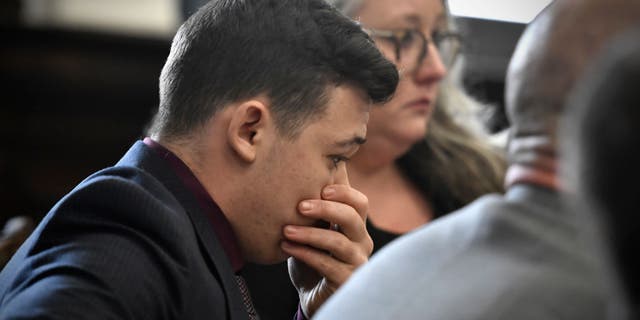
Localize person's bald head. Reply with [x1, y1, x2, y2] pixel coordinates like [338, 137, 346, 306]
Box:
[505, 0, 640, 167]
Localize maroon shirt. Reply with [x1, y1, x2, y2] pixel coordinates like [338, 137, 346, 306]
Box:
[143, 138, 307, 320]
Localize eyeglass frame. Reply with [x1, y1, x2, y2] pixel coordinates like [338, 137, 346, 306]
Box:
[365, 27, 462, 73]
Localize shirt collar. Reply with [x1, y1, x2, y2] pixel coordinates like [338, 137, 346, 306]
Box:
[504, 164, 561, 191]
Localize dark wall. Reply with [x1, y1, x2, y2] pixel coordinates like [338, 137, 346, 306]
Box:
[456, 17, 526, 133]
[0, 26, 170, 224]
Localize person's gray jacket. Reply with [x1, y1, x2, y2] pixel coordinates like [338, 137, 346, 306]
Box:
[315, 185, 611, 319]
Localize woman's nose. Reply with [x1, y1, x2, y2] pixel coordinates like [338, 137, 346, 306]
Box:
[413, 43, 447, 84]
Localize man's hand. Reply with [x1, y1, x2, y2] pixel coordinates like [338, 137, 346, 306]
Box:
[281, 172, 373, 318]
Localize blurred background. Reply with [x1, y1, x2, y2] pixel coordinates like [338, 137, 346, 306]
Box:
[0, 0, 548, 236]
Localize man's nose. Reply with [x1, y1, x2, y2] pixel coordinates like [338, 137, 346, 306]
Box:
[333, 163, 350, 186]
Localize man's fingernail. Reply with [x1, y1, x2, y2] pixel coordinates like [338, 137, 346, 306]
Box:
[284, 225, 299, 235]
[323, 187, 335, 198]
[299, 201, 313, 212]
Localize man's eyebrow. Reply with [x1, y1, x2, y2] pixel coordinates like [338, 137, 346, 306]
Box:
[334, 136, 367, 148]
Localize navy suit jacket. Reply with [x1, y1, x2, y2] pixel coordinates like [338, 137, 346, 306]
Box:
[0, 141, 249, 320]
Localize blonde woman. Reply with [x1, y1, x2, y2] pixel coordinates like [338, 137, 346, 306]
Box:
[327, 0, 505, 251]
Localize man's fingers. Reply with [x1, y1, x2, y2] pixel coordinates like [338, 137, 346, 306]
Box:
[298, 200, 370, 249]
[283, 225, 370, 265]
[281, 240, 355, 286]
[320, 184, 368, 221]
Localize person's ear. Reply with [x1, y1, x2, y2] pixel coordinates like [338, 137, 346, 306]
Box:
[227, 99, 271, 163]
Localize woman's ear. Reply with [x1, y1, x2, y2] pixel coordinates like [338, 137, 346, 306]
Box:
[226, 99, 271, 163]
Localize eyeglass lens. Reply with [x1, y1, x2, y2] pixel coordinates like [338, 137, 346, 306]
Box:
[389, 30, 460, 74]
[392, 30, 427, 75]
[435, 34, 461, 70]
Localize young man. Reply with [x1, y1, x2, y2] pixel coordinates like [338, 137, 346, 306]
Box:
[0, 0, 398, 319]
[315, 0, 640, 319]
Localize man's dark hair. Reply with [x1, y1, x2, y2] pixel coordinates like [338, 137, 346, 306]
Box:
[148, 0, 398, 140]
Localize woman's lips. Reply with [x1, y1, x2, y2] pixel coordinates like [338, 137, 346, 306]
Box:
[406, 98, 432, 111]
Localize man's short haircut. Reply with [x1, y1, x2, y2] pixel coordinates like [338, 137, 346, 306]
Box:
[149, 0, 398, 140]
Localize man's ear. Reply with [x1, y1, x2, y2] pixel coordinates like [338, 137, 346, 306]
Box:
[227, 99, 271, 163]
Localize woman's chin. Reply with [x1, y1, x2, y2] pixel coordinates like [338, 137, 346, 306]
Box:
[398, 125, 429, 144]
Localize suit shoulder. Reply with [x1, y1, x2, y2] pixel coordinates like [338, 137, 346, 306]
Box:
[0, 166, 197, 319]
[74, 166, 179, 205]
[51, 165, 193, 252]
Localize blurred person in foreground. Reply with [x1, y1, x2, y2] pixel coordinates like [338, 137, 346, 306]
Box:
[561, 26, 640, 320]
[243, 0, 507, 317]
[0, 0, 399, 319]
[315, 0, 640, 318]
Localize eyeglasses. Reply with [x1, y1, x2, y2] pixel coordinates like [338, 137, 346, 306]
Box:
[366, 28, 462, 75]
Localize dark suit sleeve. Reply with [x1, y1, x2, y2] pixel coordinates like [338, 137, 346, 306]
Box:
[0, 172, 192, 320]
